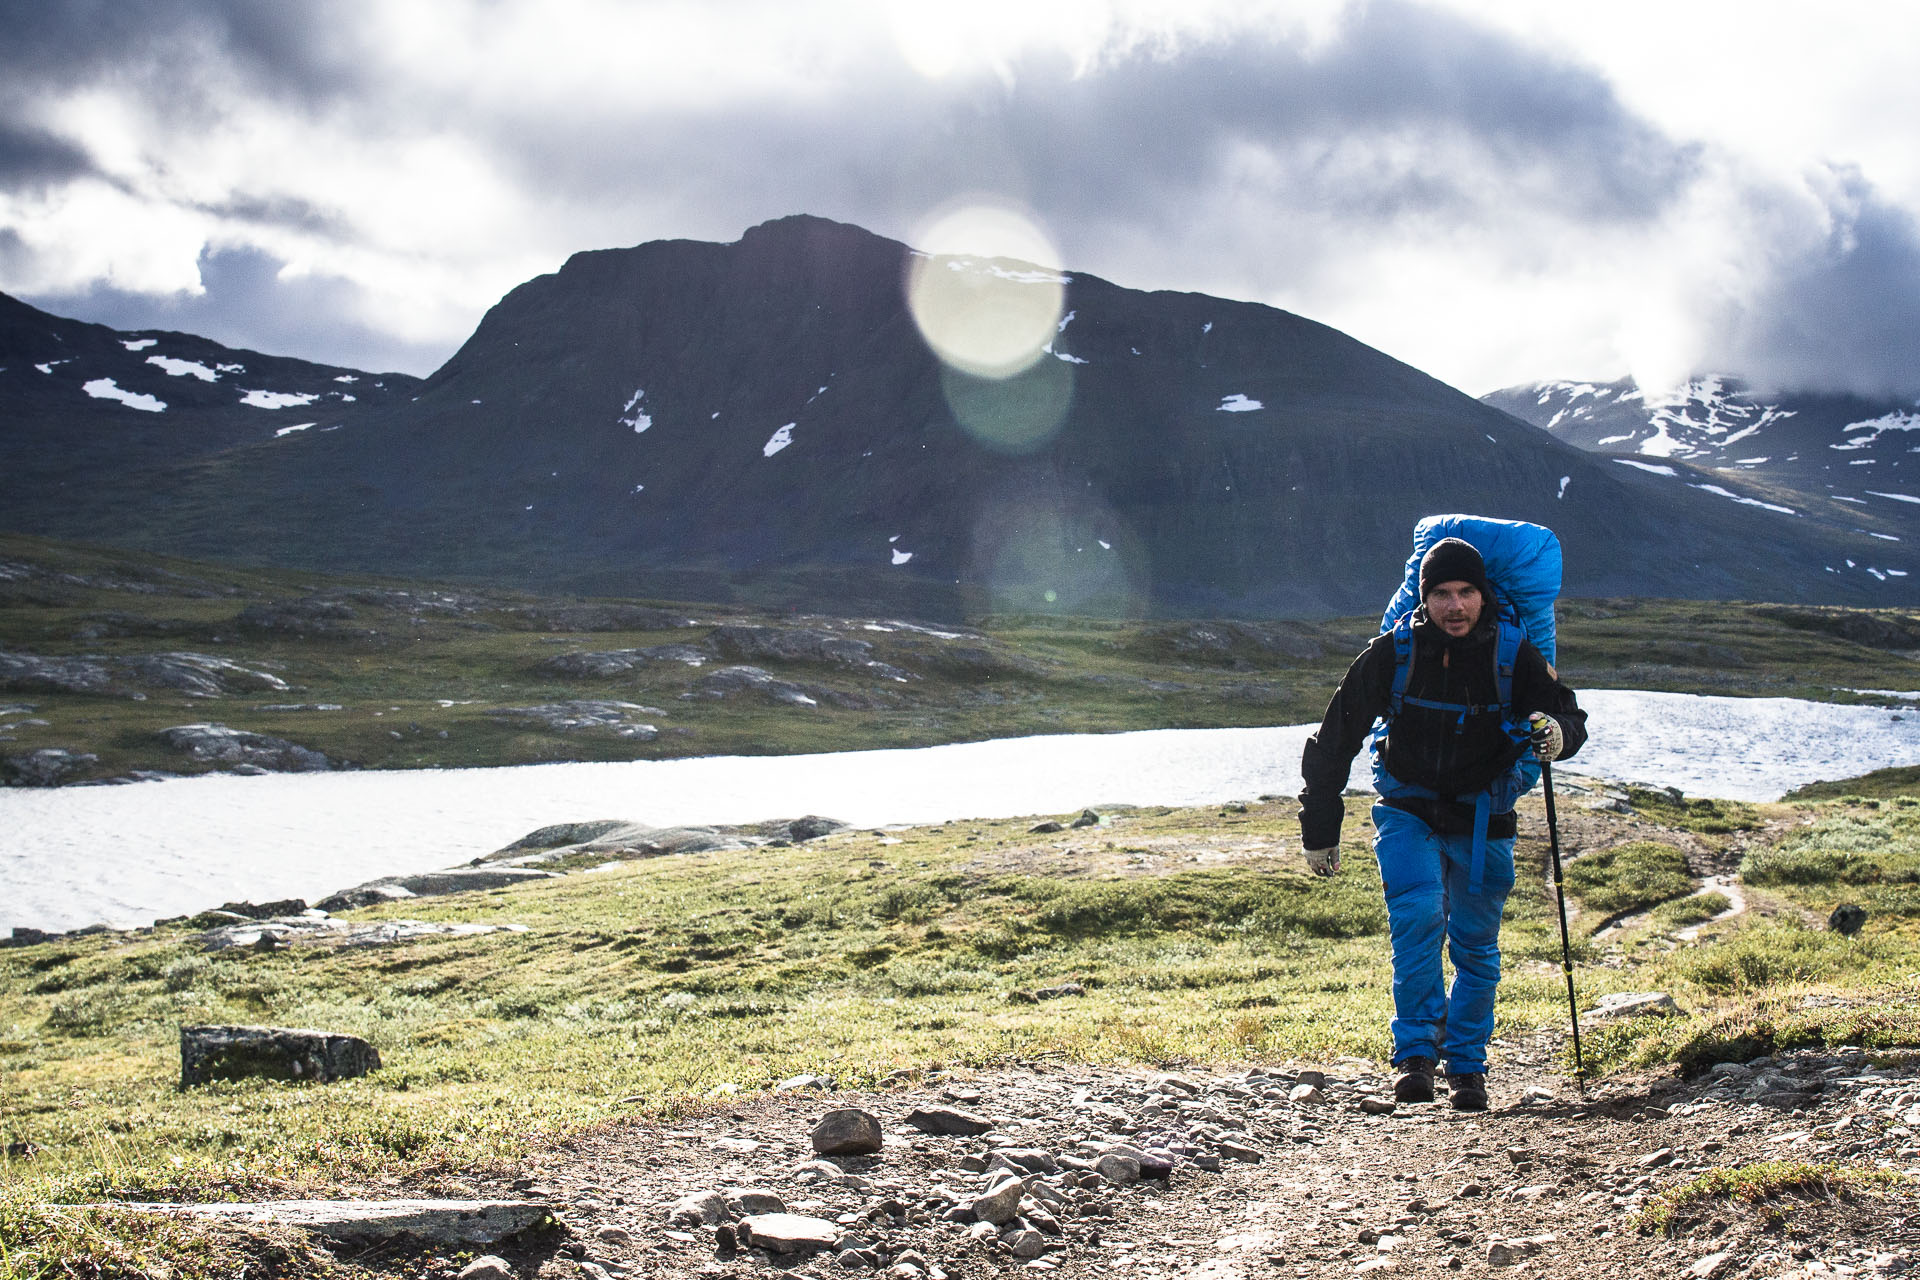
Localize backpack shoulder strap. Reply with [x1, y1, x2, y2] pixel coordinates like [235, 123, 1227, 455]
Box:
[1388, 612, 1416, 718]
[1493, 615, 1523, 709]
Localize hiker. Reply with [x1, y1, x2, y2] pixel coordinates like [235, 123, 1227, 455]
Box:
[1298, 534, 1587, 1110]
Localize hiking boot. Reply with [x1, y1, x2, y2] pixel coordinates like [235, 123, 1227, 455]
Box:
[1393, 1056, 1436, 1103]
[1447, 1072, 1489, 1111]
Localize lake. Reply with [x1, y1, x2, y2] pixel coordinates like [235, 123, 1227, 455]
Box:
[3, 689, 1915, 934]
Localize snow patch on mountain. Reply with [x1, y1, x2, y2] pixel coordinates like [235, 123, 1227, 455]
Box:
[1218, 394, 1262, 413]
[1614, 458, 1676, 477]
[121, 338, 157, 351]
[147, 355, 219, 381]
[1832, 411, 1920, 451]
[763, 423, 795, 457]
[620, 388, 651, 433]
[82, 378, 165, 412]
[240, 389, 318, 409]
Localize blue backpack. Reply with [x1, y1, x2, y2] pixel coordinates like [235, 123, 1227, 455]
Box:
[1371, 515, 1564, 889]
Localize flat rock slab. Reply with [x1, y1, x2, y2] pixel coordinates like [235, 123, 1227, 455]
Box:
[107, 1199, 552, 1244]
[180, 1024, 380, 1087]
[1586, 991, 1681, 1020]
[738, 1212, 840, 1253]
[197, 917, 529, 951]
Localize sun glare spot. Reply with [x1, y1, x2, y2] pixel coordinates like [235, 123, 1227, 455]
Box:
[906, 203, 1066, 381]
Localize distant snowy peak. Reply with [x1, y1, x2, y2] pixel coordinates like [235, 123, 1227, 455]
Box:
[1487, 374, 1920, 481]
[1502, 375, 1801, 465]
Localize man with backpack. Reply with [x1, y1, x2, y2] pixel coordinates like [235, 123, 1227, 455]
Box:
[1298, 531, 1587, 1110]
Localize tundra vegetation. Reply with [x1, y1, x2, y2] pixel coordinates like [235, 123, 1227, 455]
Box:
[5, 534, 1920, 1274]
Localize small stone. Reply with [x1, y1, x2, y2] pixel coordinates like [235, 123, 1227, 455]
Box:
[1359, 1097, 1396, 1115]
[971, 1178, 1026, 1225]
[1002, 1227, 1047, 1259]
[459, 1257, 515, 1280]
[812, 1107, 884, 1156]
[1829, 904, 1868, 936]
[836, 1250, 871, 1270]
[1070, 809, 1102, 828]
[906, 1106, 995, 1137]
[1637, 1148, 1676, 1169]
[594, 1225, 632, 1246]
[778, 1073, 837, 1092]
[1688, 1251, 1734, 1278]
[1355, 1259, 1395, 1274]
[1028, 821, 1065, 833]
[1456, 1182, 1485, 1198]
[727, 1189, 787, 1217]
[1289, 1083, 1325, 1105]
[1034, 983, 1085, 1000]
[1216, 1139, 1264, 1162]
[1294, 1070, 1327, 1089]
[1094, 1154, 1140, 1184]
[670, 1191, 729, 1227]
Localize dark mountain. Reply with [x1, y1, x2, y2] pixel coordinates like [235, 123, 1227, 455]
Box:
[0, 291, 422, 520]
[5, 216, 1916, 616]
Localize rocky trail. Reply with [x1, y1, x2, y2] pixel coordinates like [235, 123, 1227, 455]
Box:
[419, 1038, 1920, 1280]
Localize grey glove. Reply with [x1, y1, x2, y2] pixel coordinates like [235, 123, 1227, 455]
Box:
[1304, 846, 1341, 877]
[1529, 711, 1564, 762]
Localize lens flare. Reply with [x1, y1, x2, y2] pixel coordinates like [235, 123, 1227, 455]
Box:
[942, 358, 1074, 455]
[905, 204, 1067, 380]
[967, 484, 1147, 618]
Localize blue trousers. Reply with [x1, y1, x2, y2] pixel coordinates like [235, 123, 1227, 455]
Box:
[1372, 803, 1516, 1075]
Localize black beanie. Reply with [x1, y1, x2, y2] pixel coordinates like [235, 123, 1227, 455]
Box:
[1419, 537, 1493, 604]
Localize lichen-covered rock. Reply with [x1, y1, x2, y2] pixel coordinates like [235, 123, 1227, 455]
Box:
[180, 1024, 380, 1086]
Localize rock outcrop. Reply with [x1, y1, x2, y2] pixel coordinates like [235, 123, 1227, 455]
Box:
[179, 1024, 381, 1086]
[157, 723, 333, 772]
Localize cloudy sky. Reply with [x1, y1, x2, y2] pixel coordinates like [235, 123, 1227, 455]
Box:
[4, 0, 1917, 398]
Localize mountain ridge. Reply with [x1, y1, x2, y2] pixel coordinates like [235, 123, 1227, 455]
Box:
[5, 215, 1916, 616]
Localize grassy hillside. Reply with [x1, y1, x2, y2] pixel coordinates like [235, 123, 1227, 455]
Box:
[4, 533, 1918, 785]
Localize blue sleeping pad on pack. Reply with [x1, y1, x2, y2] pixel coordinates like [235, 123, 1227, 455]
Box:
[1372, 515, 1564, 894]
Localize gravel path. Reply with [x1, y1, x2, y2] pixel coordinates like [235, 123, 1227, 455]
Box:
[464, 1034, 1920, 1280]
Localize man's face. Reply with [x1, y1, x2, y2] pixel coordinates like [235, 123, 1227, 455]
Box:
[1427, 580, 1483, 637]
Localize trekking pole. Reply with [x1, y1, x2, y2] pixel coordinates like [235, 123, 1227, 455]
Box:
[1540, 759, 1586, 1091]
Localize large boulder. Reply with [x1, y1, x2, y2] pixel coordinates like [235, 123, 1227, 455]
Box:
[180, 1025, 380, 1086]
[0, 651, 112, 694]
[117, 652, 288, 697]
[2, 747, 99, 787]
[157, 723, 333, 772]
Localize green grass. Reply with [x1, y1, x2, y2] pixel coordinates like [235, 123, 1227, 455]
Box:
[1787, 765, 1920, 801]
[1564, 841, 1695, 922]
[1742, 799, 1920, 918]
[1635, 1160, 1905, 1234]
[6, 786, 1920, 1269]
[1650, 892, 1732, 929]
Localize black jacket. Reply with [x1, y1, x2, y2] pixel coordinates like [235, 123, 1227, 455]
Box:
[1298, 609, 1587, 850]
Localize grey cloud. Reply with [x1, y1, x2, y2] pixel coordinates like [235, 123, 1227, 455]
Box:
[0, 123, 97, 188]
[1716, 170, 1920, 399]
[0, 0, 364, 108]
[22, 246, 451, 376]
